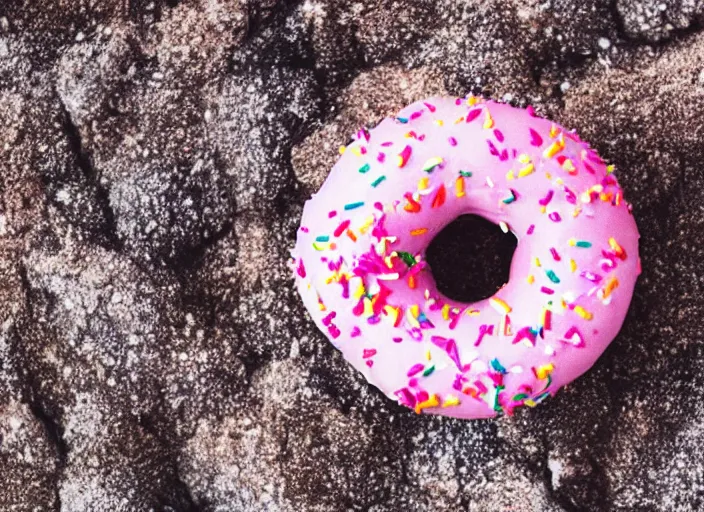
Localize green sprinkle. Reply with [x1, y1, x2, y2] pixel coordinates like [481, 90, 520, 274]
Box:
[493, 384, 505, 412]
[459, 170, 473, 177]
[315, 235, 330, 243]
[397, 251, 417, 267]
[490, 358, 507, 374]
[575, 240, 592, 248]
[512, 393, 529, 402]
[344, 201, 364, 211]
[371, 175, 386, 188]
[359, 163, 371, 174]
[545, 269, 560, 284]
[422, 365, 435, 377]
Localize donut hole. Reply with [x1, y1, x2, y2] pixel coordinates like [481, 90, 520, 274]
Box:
[425, 214, 517, 303]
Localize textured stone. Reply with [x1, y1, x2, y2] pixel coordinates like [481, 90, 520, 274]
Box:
[1, 0, 704, 510]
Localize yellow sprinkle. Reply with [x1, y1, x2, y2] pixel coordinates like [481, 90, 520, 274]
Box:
[606, 164, 615, 174]
[524, 399, 537, 407]
[549, 123, 559, 138]
[466, 309, 481, 316]
[573, 305, 593, 320]
[338, 146, 347, 155]
[455, 176, 466, 197]
[411, 228, 428, 236]
[415, 393, 440, 414]
[609, 237, 624, 254]
[506, 169, 515, 180]
[535, 363, 555, 379]
[556, 178, 564, 185]
[383, 305, 400, 326]
[527, 274, 535, 284]
[418, 177, 429, 190]
[359, 216, 374, 234]
[534, 257, 541, 267]
[570, 259, 577, 272]
[518, 163, 535, 177]
[568, 238, 577, 246]
[350, 146, 362, 157]
[560, 299, 568, 309]
[441, 304, 451, 321]
[425, 349, 432, 361]
[543, 140, 564, 159]
[539, 206, 547, 214]
[467, 95, 478, 106]
[442, 395, 461, 407]
[483, 111, 494, 129]
[434, 119, 444, 127]
[562, 159, 576, 174]
[490, 297, 512, 315]
[409, 304, 420, 318]
[518, 153, 532, 164]
[545, 172, 552, 180]
[454, 116, 465, 124]
[572, 207, 582, 218]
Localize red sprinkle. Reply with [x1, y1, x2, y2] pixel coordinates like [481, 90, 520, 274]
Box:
[334, 220, 351, 237]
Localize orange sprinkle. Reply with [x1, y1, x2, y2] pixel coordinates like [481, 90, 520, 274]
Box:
[408, 274, 416, 289]
[549, 124, 559, 138]
[346, 230, 357, 242]
[415, 393, 440, 414]
[609, 237, 626, 259]
[411, 228, 428, 236]
[603, 277, 620, 298]
[454, 116, 465, 124]
[544, 140, 564, 159]
[535, 363, 555, 379]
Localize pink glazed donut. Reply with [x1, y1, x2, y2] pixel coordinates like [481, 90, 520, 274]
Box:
[292, 95, 640, 419]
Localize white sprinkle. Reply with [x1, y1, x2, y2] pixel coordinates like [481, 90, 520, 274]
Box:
[598, 37, 611, 50]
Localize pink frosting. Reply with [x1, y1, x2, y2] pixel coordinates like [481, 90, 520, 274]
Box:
[292, 96, 641, 419]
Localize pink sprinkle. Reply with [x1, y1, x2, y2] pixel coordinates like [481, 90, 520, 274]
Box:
[300, 226, 309, 233]
[529, 128, 543, 147]
[407, 363, 425, 377]
[392, 336, 403, 343]
[550, 248, 561, 261]
[360, 146, 367, 155]
[580, 271, 602, 283]
[395, 388, 416, 407]
[351, 326, 361, 337]
[424, 102, 437, 113]
[374, 202, 384, 211]
[493, 129, 505, 142]
[562, 326, 585, 348]
[487, 140, 499, 156]
[408, 378, 418, 387]
[363, 348, 377, 359]
[365, 360, 373, 367]
[565, 187, 577, 204]
[322, 312, 336, 326]
[466, 108, 482, 123]
[296, 258, 306, 278]
[416, 390, 429, 403]
[548, 211, 562, 222]
[328, 326, 341, 339]
[334, 219, 351, 237]
[539, 190, 554, 206]
[445, 339, 462, 370]
[527, 224, 535, 235]
[526, 105, 536, 117]
[328, 211, 337, 218]
[452, 374, 465, 391]
[512, 326, 537, 346]
[377, 152, 386, 163]
[584, 162, 596, 174]
[474, 324, 494, 347]
[540, 286, 555, 295]
[410, 110, 423, 120]
[449, 136, 458, 146]
[367, 316, 380, 325]
[475, 381, 488, 395]
[381, 141, 393, 147]
[455, 98, 462, 105]
[499, 149, 509, 161]
[430, 335, 448, 348]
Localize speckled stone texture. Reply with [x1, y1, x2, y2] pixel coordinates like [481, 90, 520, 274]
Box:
[0, 1, 703, 510]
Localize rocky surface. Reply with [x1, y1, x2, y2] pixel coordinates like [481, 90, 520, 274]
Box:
[1, 1, 703, 510]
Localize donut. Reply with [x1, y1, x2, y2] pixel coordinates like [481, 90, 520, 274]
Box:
[292, 95, 641, 419]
